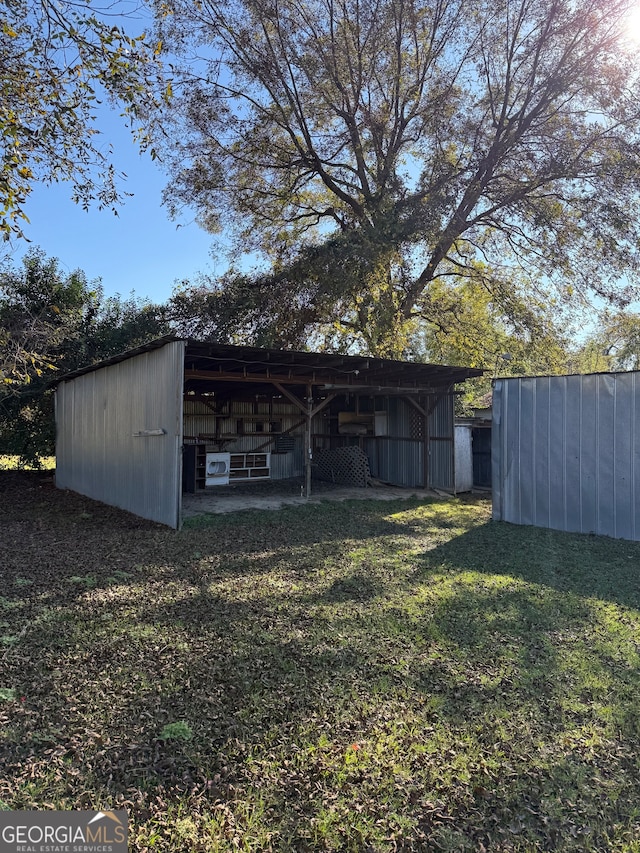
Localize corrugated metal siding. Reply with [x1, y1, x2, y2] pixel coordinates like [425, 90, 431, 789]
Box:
[365, 438, 424, 487]
[362, 393, 456, 489]
[233, 436, 304, 478]
[182, 400, 305, 480]
[353, 398, 423, 486]
[55, 341, 185, 528]
[493, 372, 640, 540]
[182, 415, 305, 439]
[183, 404, 302, 438]
[454, 424, 473, 492]
[429, 394, 454, 491]
[272, 441, 305, 479]
[183, 390, 456, 491]
[314, 411, 332, 436]
[387, 396, 411, 437]
[472, 426, 492, 488]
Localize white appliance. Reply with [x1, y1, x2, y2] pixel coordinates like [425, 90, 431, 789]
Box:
[205, 452, 231, 486]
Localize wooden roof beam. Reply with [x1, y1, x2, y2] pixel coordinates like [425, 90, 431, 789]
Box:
[184, 369, 318, 385]
[404, 392, 450, 419]
[271, 383, 337, 417]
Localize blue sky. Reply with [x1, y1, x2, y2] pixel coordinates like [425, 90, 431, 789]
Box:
[7, 105, 217, 305]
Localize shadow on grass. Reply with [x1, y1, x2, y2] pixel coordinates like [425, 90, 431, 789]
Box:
[413, 519, 640, 610]
[4, 476, 640, 849]
[319, 573, 383, 602]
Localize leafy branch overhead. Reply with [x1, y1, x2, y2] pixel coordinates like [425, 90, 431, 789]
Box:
[0, 0, 162, 239]
[157, 0, 640, 353]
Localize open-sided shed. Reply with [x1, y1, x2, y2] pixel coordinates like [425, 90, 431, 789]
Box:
[54, 337, 482, 527]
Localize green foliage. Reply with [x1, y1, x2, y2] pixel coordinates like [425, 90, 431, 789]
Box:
[0, 0, 162, 239]
[571, 310, 640, 374]
[66, 575, 98, 589]
[0, 455, 55, 470]
[0, 249, 93, 387]
[157, 0, 640, 353]
[0, 248, 170, 461]
[159, 721, 193, 741]
[410, 270, 573, 409]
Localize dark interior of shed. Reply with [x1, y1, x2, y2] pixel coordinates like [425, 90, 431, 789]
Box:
[180, 341, 482, 497]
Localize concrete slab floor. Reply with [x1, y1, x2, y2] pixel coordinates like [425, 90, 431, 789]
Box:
[181, 479, 442, 518]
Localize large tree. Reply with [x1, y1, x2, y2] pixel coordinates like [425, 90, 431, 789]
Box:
[569, 309, 640, 373]
[0, 249, 169, 461]
[0, 0, 161, 239]
[156, 0, 640, 354]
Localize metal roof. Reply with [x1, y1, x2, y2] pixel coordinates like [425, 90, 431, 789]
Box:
[51, 335, 178, 385]
[53, 335, 483, 391]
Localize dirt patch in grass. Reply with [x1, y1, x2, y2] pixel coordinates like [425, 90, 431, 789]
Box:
[2, 471, 640, 851]
[183, 477, 442, 517]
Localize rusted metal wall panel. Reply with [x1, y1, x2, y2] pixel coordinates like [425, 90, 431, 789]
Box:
[55, 341, 185, 528]
[493, 372, 640, 540]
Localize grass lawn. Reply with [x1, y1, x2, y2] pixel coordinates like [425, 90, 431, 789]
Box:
[2, 471, 640, 851]
[0, 455, 56, 470]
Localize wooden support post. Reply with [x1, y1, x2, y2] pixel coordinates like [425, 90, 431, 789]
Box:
[270, 381, 336, 497]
